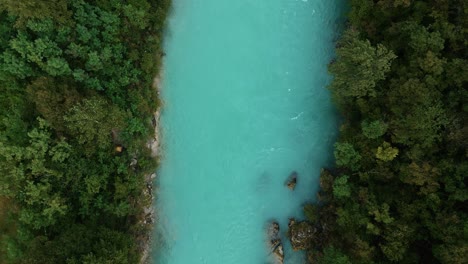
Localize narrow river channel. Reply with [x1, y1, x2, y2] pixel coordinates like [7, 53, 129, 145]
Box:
[154, 1, 345, 263]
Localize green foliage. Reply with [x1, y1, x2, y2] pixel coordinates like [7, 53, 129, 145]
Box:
[402, 21, 445, 55]
[379, 223, 413, 262]
[317, 247, 351, 264]
[334, 142, 361, 170]
[300, 1, 468, 264]
[0, 0, 71, 26]
[329, 29, 396, 100]
[304, 203, 318, 223]
[0, 0, 170, 262]
[26, 77, 80, 132]
[17, 225, 138, 264]
[332, 175, 351, 199]
[64, 97, 126, 155]
[375, 142, 398, 162]
[122, 3, 150, 30]
[0, 118, 70, 229]
[361, 120, 387, 139]
[387, 78, 449, 149]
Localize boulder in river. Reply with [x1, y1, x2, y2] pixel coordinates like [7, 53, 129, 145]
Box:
[272, 239, 284, 264]
[286, 171, 298, 190]
[288, 219, 315, 251]
[267, 221, 284, 263]
[267, 221, 280, 239]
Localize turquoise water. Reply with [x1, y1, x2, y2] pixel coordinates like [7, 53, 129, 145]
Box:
[154, 1, 345, 263]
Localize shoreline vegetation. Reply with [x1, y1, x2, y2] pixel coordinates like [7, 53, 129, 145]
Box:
[288, 1, 467, 263]
[0, 0, 170, 263]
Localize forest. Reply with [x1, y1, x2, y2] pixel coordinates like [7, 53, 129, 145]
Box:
[0, 0, 466, 263]
[0, 0, 170, 263]
[293, 0, 467, 263]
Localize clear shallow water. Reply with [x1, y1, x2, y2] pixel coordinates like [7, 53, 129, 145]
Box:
[154, 1, 345, 263]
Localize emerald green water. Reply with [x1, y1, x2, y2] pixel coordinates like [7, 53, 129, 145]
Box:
[154, 1, 345, 263]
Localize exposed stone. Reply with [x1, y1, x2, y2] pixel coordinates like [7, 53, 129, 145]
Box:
[268, 221, 280, 239]
[147, 111, 160, 158]
[272, 241, 284, 263]
[288, 220, 315, 251]
[138, 76, 162, 264]
[286, 171, 298, 190]
[266, 221, 284, 263]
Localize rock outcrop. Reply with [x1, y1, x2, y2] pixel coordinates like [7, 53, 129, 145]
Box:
[147, 111, 160, 158]
[267, 221, 284, 263]
[288, 219, 315, 251]
[286, 171, 298, 190]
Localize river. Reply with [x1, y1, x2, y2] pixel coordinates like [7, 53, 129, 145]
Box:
[153, 1, 345, 263]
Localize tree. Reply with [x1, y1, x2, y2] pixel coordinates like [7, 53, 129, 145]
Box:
[122, 3, 150, 30]
[401, 21, 445, 55]
[318, 246, 351, 264]
[333, 175, 351, 199]
[375, 142, 398, 162]
[388, 78, 448, 149]
[0, 0, 71, 26]
[26, 77, 81, 132]
[64, 97, 126, 155]
[400, 162, 440, 195]
[304, 204, 318, 223]
[433, 243, 468, 264]
[329, 29, 396, 100]
[19, 225, 138, 264]
[361, 119, 388, 139]
[0, 0, 170, 262]
[299, 1, 468, 263]
[334, 142, 361, 170]
[0, 118, 70, 229]
[379, 223, 413, 262]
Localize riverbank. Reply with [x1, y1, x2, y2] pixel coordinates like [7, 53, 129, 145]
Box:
[288, 1, 467, 263]
[136, 73, 163, 264]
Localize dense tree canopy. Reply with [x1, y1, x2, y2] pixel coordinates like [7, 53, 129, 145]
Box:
[294, 1, 467, 263]
[0, 0, 170, 263]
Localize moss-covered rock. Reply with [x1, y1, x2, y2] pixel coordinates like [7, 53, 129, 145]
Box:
[288, 219, 315, 251]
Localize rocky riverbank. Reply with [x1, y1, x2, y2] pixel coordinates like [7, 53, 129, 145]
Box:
[136, 75, 163, 264]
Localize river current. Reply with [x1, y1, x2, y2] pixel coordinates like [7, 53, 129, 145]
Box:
[154, 1, 345, 263]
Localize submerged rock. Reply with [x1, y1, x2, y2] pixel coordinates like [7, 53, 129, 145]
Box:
[286, 171, 298, 190]
[267, 221, 284, 263]
[288, 219, 315, 251]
